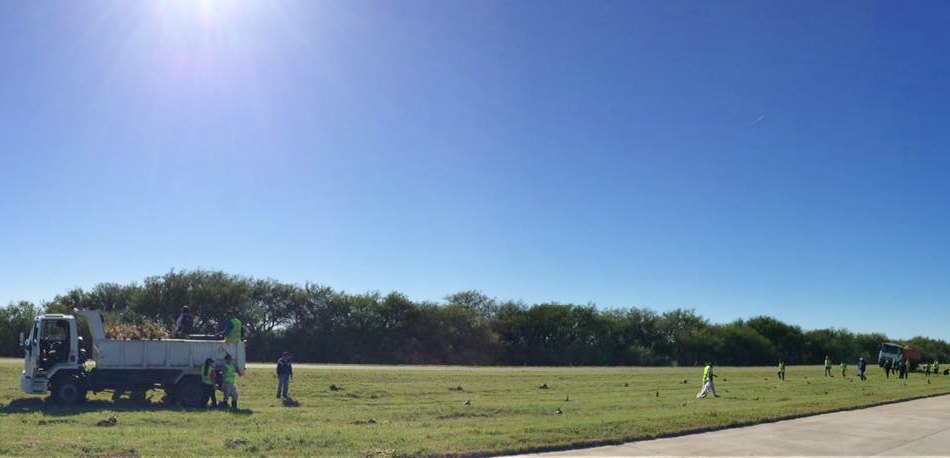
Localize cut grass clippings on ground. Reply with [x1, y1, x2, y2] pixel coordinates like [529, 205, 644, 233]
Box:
[0, 360, 947, 457]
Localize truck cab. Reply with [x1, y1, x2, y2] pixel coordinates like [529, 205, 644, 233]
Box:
[20, 314, 86, 400]
[878, 342, 903, 367]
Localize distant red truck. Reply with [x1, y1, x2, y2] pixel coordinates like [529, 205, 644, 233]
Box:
[903, 347, 922, 369]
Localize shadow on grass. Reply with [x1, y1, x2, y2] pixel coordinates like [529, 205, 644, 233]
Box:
[0, 397, 254, 416]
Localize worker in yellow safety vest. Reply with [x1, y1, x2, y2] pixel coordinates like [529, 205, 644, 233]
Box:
[777, 360, 786, 381]
[696, 362, 719, 399]
[200, 358, 217, 407]
[221, 354, 241, 410]
[824, 356, 832, 377]
[219, 313, 243, 343]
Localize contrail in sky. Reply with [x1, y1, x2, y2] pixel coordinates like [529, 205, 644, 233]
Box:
[748, 115, 765, 127]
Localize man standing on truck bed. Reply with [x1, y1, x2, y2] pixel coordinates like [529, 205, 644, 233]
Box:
[174, 306, 194, 338]
[220, 312, 243, 343]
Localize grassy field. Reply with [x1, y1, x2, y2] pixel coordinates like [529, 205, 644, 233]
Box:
[0, 359, 948, 457]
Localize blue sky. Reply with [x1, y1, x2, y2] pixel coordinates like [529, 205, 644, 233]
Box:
[1, 1, 948, 340]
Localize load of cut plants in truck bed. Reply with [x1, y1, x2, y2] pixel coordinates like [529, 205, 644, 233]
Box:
[104, 320, 170, 340]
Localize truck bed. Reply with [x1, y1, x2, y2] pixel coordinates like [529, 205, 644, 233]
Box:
[93, 339, 245, 373]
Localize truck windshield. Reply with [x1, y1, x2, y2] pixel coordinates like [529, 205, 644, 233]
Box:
[880, 343, 902, 354]
[42, 320, 69, 340]
[38, 319, 71, 367]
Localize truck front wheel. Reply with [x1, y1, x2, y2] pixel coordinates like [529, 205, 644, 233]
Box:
[51, 373, 87, 404]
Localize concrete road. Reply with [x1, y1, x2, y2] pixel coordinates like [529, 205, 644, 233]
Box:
[519, 394, 950, 456]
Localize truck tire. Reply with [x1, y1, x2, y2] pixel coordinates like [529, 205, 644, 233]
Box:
[175, 377, 204, 408]
[51, 372, 87, 404]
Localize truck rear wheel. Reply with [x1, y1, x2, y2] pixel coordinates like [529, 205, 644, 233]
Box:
[51, 372, 87, 404]
[175, 377, 205, 408]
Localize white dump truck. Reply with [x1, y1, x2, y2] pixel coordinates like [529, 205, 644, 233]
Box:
[19, 309, 245, 406]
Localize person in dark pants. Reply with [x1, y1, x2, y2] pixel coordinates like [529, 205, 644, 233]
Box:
[276, 352, 293, 399]
[858, 357, 867, 381]
[884, 360, 891, 379]
[899, 359, 908, 380]
[200, 358, 217, 407]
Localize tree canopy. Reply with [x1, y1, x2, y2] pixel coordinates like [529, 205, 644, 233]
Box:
[2, 270, 945, 365]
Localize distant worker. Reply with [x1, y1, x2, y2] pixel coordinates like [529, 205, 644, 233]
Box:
[883, 360, 891, 379]
[696, 362, 719, 399]
[824, 356, 832, 377]
[840, 362, 847, 378]
[934, 360, 941, 376]
[200, 358, 217, 407]
[925, 362, 932, 378]
[219, 312, 243, 344]
[174, 306, 194, 338]
[276, 351, 293, 400]
[221, 354, 241, 410]
[899, 359, 908, 380]
[858, 357, 867, 381]
[892, 359, 900, 379]
[777, 360, 786, 381]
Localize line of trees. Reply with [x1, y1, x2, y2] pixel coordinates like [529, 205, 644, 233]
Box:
[2, 270, 949, 366]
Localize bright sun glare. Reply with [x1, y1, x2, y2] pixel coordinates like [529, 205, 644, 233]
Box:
[161, 0, 242, 24]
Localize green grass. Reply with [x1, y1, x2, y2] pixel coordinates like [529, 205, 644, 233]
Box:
[0, 359, 947, 457]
